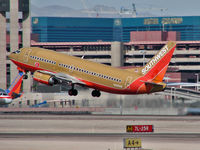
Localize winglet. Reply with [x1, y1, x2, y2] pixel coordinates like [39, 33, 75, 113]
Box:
[141, 41, 176, 83]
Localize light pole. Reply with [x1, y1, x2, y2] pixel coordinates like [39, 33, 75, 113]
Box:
[162, 23, 165, 31]
[195, 73, 199, 91]
[140, 50, 146, 66]
[171, 87, 175, 107]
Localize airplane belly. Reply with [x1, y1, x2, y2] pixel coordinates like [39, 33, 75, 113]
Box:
[4, 98, 12, 104]
[79, 79, 137, 94]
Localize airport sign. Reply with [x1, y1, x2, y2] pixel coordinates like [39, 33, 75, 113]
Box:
[124, 138, 142, 148]
[126, 125, 154, 133]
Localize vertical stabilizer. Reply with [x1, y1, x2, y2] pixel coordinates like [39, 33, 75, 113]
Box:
[6, 72, 24, 99]
[141, 41, 176, 83]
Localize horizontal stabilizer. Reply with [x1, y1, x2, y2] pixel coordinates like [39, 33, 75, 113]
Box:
[141, 81, 166, 93]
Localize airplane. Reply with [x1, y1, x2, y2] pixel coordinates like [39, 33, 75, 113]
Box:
[0, 72, 23, 105]
[8, 41, 176, 97]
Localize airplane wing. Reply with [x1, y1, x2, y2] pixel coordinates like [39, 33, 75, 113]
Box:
[36, 70, 86, 85]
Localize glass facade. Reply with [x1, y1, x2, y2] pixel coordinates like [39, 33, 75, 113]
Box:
[32, 17, 113, 42]
[32, 16, 200, 42]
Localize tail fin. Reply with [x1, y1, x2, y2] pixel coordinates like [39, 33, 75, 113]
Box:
[6, 72, 24, 99]
[141, 41, 176, 83]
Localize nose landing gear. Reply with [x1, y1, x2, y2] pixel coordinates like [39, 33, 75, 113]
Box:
[23, 74, 28, 79]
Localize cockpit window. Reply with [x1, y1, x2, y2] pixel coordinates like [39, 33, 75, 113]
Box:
[12, 50, 21, 54]
[0, 93, 7, 96]
[0, 89, 8, 96]
[0, 89, 6, 93]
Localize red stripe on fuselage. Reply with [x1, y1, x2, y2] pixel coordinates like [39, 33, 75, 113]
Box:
[11, 59, 46, 73]
[79, 79, 138, 94]
[0, 96, 11, 99]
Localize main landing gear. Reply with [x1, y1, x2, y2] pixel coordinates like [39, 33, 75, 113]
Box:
[68, 89, 78, 96]
[68, 84, 78, 96]
[67, 84, 101, 97]
[91, 89, 101, 97]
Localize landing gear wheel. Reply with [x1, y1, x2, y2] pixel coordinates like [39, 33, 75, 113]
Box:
[68, 89, 78, 96]
[92, 90, 101, 97]
[72, 89, 78, 96]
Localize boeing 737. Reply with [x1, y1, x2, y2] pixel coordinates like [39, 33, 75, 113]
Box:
[8, 41, 176, 97]
[0, 72, 23, 105]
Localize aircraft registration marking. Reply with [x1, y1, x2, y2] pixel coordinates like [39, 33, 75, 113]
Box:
[113, 84, 122, 88]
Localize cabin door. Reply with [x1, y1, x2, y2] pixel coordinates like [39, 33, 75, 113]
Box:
[124, 76, 133, 89]
[23, 49, 32, 63]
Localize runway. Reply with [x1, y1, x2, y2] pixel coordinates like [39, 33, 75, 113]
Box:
[0, 115, 200, 150]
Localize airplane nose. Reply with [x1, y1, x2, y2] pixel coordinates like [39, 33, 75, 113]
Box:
[8, 49, 21, 60]
[8, 52, 16, 60]
[8, 53, 12, 59]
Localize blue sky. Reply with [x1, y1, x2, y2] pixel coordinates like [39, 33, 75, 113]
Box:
[31, 0, 200, 16]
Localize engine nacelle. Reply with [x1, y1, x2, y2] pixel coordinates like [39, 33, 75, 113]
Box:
[33, 71, 58, 86]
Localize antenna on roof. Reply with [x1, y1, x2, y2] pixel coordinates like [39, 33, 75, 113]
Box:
[80, 0, 92, 17]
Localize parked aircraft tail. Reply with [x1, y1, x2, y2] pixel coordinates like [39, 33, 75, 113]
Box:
[6, 72, 24, 99]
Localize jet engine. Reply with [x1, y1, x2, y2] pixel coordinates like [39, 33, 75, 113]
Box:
[33, 71, 58, 86]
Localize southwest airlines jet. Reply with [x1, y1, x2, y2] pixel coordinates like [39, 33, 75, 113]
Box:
[8, 41, 176, 97]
